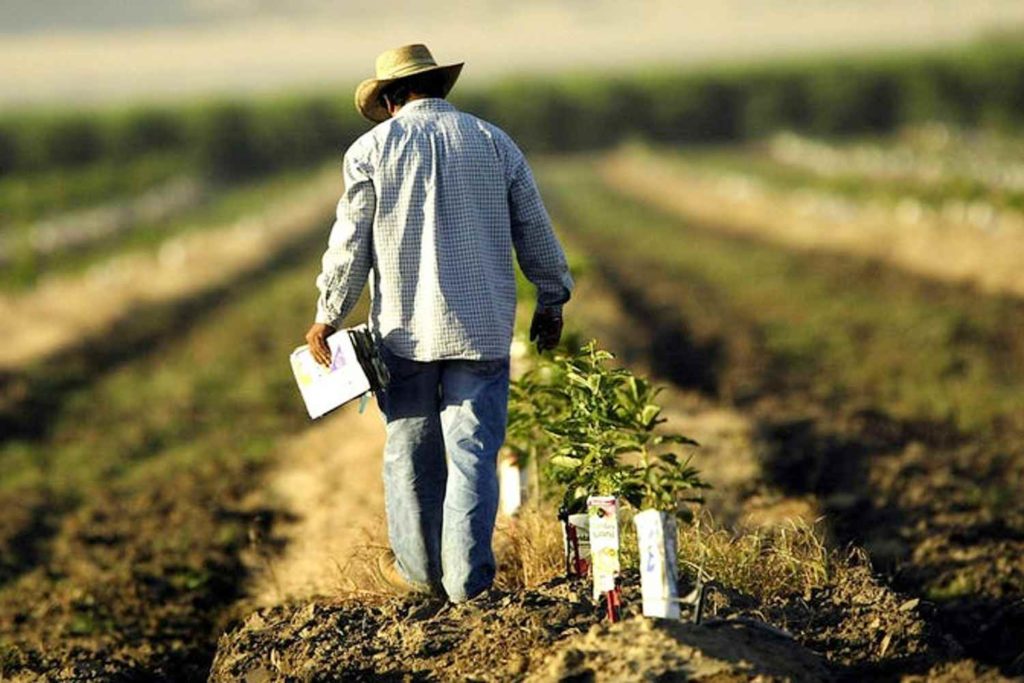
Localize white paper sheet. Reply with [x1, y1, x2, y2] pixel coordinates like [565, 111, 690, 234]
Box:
[290, 330, 372, 419]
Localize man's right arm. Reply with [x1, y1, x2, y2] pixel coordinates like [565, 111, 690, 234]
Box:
[307, 145, 375, 365]
[314, 147, 376, 329]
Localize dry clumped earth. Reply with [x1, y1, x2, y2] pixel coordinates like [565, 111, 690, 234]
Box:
[211, 551, 955, 681]
[210, 577, 836, 682]
[531, 617, 829, 682]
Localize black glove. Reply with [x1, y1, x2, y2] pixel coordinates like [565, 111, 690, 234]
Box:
[529, 305, 563, 352]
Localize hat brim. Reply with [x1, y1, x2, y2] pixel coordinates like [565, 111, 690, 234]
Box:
[355, 63, 463, 124]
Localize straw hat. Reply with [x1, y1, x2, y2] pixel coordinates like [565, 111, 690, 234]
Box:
[355, 44, 464, 123]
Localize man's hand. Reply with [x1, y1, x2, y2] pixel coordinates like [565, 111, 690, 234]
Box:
[529, 306, 563, 353]
[305, 323, 336, 367]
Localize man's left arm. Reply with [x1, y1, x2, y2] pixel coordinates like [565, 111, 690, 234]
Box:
[506, 149, 574, 351]
[306, 149, 376, 366]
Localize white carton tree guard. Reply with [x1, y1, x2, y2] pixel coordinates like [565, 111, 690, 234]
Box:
[634, 508, 680, 619]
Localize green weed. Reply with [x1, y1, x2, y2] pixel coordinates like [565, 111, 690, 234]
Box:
[925, 571, 980, 602]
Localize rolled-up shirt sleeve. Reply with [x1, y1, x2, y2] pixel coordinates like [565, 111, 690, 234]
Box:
[507, 150, 574, 310]
[314, 148, 376, 327]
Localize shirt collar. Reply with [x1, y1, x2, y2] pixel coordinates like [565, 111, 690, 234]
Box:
[394, 98, 457, 118]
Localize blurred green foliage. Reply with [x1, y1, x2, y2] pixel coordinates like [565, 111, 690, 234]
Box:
[0, 152, 187, 227]
[0, 165, 323, 290]
[1, 38, 1023, 180]
[463, 39, 1024, 151]
[0, 94, 364, 181]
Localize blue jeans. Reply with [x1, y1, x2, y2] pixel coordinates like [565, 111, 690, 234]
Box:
[375, 346, 510, 603]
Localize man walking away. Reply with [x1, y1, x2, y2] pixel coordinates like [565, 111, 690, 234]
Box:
[304, 44, 573, 603]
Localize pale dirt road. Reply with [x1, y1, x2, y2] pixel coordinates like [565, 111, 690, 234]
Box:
[0, 167, 339, 372]
[246, 402, 389, 606]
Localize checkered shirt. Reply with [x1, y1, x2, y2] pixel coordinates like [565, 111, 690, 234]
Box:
[314, 98, 574, 361]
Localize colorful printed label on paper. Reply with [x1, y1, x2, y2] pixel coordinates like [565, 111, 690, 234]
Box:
[290, 331, 371, 419]
[587, 495, 620, 599]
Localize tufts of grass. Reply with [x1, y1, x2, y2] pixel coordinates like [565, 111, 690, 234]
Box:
[494, 508, 566, 591]
[489, 490, 835, 608]
[322, 509, 566, 601]
[333, 545, 399, 606]
[493, 504, 837, 610]
[678, 514, 832, 603]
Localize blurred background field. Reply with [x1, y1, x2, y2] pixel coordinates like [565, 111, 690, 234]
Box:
[4, 0, 1024, 107]
[2, 1, 1024, 680]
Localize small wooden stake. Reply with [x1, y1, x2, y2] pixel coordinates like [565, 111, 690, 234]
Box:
[604, 584, 623, 622]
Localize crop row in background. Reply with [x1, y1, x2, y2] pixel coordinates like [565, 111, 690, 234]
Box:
[2, 36, 1024, 182]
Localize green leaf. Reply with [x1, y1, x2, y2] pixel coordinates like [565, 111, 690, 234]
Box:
[550, 455, 582, 469]
[660, 434, 701, 447]
[627, 376, 640, 402]
[640, 404, 661, 428]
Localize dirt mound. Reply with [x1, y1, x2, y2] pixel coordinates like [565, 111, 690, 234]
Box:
[764, 560, 938, 676]
[0, 169, 335, 372]
[211, 574, 842, 682]
[529, 617, 830, 682]
[211, 572, 844, 682]
[602, 146, 1024, 300]
[210, 578, 600, 681]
